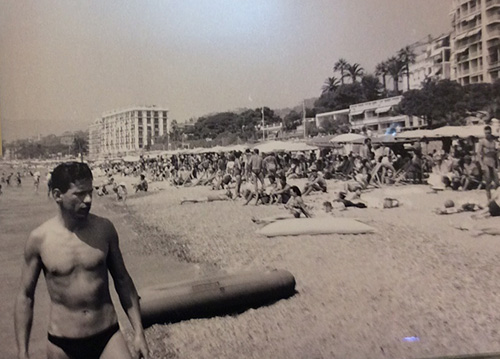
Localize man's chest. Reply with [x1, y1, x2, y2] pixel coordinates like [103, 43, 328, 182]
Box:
[40, 234, 108, 276]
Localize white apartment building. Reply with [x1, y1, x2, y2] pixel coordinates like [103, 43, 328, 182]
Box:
[88, 107, 168, 158]
[315, 109, 350, 129]
[348, 96, 426, 134]
[450, 0, 500, 85]
[407, 34, 452, 90]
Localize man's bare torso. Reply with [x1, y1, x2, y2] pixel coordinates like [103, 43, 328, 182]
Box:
[33, 214, 117, 338]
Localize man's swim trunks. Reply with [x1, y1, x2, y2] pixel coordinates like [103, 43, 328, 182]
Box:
[48, 322, 119, 359]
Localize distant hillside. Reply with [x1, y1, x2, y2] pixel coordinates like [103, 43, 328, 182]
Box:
[273, 97, 318, 118]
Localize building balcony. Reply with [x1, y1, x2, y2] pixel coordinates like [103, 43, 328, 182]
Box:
[485, 0, 500, 10]
[456, 23, 482, 35]
[487, 28, 500, 40]
[487, 12, 500, 22]
[456, 8, 481, 21]
[489, 60, 500, 71]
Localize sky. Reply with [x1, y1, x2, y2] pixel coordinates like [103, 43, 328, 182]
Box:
[0, 0, 453, 141]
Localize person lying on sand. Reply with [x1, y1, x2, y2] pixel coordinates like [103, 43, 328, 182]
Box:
[470, 197, 500, 219]
[181, 189, 233, 204]
[435, 199, 483, 215]
[332, 191, 367, 209]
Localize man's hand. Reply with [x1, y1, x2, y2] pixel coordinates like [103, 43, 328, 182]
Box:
[133, 333, 149, 359]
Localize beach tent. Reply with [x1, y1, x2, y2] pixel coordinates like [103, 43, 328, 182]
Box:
[429, 125, 486, 138]
[224, 144, 249, 152]
[281, 142, 319, 152]
[307, 135, 337, 147]
[122, 155, 141, 163]
[252, 141, 291, 152]
[397, 125, 487, 140]
[329, 133, 366, 143]
[395, 129, 435, 140]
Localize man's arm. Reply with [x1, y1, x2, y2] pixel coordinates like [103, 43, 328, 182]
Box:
[14, 232, 42, 359]
[106, 221, 149, 358]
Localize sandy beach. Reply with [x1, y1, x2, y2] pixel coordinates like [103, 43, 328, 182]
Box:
[110, 178, 500, 359]
[3, 173, 500, 359]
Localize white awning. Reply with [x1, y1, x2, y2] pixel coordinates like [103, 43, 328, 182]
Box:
[375, 106, 392, 114]
[455, 46, 468, 54]
[467, 28, 482, 37]
[464, 13, 479, 22]
[350, 109, 365, 116]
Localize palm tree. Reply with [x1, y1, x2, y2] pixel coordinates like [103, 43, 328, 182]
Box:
[333, 58, 350, 85]
[375, 61, 389, 92]
[347, 63, 364, 83]
[321, 76, 340, 94]
[386, 56, 405, 94]
[398, 46, 417, 91]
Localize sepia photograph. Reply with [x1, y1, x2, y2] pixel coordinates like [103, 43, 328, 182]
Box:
[1, 1, 500, 358]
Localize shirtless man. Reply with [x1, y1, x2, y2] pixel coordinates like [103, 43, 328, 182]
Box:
[15, 162, 148, 359]
[477, 126, 499, 201]
[250, 149, 265, 205]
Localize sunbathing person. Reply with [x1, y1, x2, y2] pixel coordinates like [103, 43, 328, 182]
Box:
[303, 168, 327, 196]
[461, 156, 482, 190]
[285, 186, 312, 218]
[332, 191, 367, 209]
[181, 189, 233, 204]
[273, 176, 292, 204]
[133, 174, 148, 192]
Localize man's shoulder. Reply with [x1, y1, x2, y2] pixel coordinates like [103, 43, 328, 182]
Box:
[27, 218, 58, 252]
[88, 214, 115, 231]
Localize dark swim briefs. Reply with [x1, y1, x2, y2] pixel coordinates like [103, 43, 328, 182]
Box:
[48, 322, 119, 359]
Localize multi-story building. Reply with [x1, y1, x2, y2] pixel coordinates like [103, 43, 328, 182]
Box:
[348, 96, 426, 134]
[315, 109, 350, 129]
[88, 119, 103, 159]
[88, 106, 168, 158]
[450, 0, 500, 85]
[407, 33, 452, 90]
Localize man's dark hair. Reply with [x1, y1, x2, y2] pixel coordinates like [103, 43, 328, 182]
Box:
[484, 125, 492, 132]
[254, 148, 259, 154]
[51, 162, 93, 193]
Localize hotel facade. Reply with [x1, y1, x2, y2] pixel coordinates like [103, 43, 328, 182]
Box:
[348, 96, 426, 134]
[407, 33, 452, 90]
[450, 0, 500, 85]
[89, 107, 168, 159]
